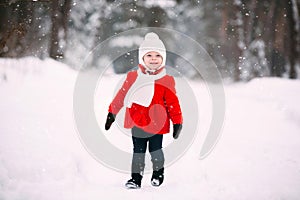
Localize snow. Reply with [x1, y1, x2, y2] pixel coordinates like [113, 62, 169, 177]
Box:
[1, 57, 300, 199]
[144, 0, 176, 8]
[109, 35, 143, 48]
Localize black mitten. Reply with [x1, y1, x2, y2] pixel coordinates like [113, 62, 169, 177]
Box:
[173, 124, 182, 139]
[105, 112, 116, 130]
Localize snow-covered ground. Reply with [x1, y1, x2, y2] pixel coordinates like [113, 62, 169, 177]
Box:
[1, 57, 300, 200]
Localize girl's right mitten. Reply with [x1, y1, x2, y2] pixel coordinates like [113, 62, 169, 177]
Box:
[105, 112, 116, 130]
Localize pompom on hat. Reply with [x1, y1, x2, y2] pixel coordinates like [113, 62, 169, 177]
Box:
[138, 32, 166, 69]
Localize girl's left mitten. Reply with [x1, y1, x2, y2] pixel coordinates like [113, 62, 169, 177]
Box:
[173, 124, 182, 139]
[105, 112, 116, 130]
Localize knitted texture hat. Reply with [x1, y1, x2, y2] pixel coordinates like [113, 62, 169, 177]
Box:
[138, 32, 166, 69]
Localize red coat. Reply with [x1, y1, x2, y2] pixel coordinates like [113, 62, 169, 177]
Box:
[109, 68, 183, 134]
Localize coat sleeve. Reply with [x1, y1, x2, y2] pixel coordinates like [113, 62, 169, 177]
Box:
[163, 76, 183, 124]
[108, 71, 137, 115]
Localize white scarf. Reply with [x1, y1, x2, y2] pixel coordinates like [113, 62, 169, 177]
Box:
[124, 68, 166, 108]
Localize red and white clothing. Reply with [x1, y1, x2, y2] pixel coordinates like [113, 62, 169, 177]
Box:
[108, 65, 183, 134]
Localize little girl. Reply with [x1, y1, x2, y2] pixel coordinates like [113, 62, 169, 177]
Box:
[105, 32, 183, 189]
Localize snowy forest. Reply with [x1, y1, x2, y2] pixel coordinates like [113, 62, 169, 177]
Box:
[1, 1, 300, 199]
[0, 0, 299, 81]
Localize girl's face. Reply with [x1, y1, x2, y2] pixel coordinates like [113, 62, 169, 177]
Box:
[143, 51, 163, 70]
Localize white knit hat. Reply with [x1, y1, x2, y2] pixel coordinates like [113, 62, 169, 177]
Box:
[138, 32, 166, 69]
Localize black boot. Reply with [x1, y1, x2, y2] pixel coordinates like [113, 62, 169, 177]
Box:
[125, 173, 142, 189]
[151, 168, 164, 187]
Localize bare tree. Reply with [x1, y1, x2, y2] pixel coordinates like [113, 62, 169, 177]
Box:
[0, 2, 29, 57]
[285, 0, 299, 78]
[50, 0, 72, 60]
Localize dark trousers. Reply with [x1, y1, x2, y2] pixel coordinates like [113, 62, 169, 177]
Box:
[131, 127, 165, 175]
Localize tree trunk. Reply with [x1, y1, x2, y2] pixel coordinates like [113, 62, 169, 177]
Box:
[266, 0, 280, 76]
[245, 0, 257, 46]
[286, 0, 298, 79]
[220, 1, 228, 43]
[232, 0, 244, 81]
[0, 2, 28, 57]
[62, 0, 72, 42]
[50, 0, 62, 59]
[0, 5, 10, 56]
